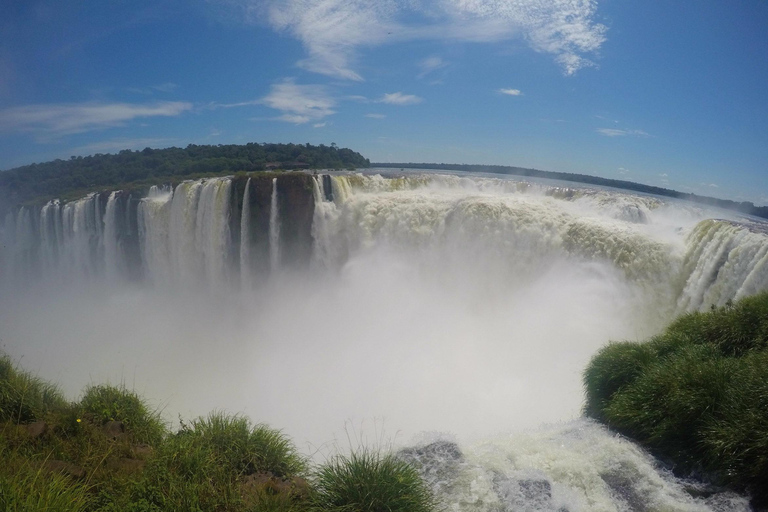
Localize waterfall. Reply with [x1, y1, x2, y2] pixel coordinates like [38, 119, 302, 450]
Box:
[240, 177, 252, 289]
[137, 178, 233, 287]
[3, 172, 768, 308]
[2, 170, 766, 511]
[677, 219, 768, 311]
[195, 177, 232, 285]
[269, 177, 280, 272]
[103, 192, 122, 282]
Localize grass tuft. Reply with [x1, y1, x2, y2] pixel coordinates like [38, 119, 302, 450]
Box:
[0, 353, 67, 424]
[190, 411, 306, 477]
[313, 449, 436, 512]
[78, 384, 165, 445]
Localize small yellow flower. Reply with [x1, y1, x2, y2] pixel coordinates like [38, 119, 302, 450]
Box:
[76, 418, 82, 423]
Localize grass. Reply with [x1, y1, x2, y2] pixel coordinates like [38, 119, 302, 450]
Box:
[0, 352, 436, 512]
[0, 353, 68, 424]
[0, 456, 92, 512]
[79, 384, 166, 446]
[313, 449, 437, 512]
[584, 291, 768, 507]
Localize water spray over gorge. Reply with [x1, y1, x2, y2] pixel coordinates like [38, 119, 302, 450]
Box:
[1, 171, 767, 510]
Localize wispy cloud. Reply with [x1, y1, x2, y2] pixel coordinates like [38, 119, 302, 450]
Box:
[260, 79, 336, 124]
[658, 173, 668, 177]
[313, 122, 327, 128]
[234, 0, 607, 80]
[498, 88, 523, 96]
[597, 128, 649, 137]
[0, 101, 192, 138]
[376, 92, 422, 105]
[127, 83, 179, 95]
[617, 167, 629, 175]
[366, 113, 386, 118]
[418, 56, 447, 78]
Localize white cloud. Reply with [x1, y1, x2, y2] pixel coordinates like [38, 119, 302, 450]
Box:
[366, 113, 387, 118]
[313, 122, 327, 128]
[377, 92, 423, 105]
[617, 167, 629, 175]
[498, 88, 523, 96]
[260, 79, 336, 124]
[233, 0, 607, 80]
[597, 128, 649, 137]
[418, 56, 447, 78]
[658, 173, 668, 177]
[0, 101, 192, 137]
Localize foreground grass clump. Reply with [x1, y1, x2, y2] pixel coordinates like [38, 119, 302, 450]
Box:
[0, 353, 67, 423]
[0, 353, 435, 512]
[584, 291, 768, 506]
[314, 449, 437, 512]
[79, 384, 166, 445]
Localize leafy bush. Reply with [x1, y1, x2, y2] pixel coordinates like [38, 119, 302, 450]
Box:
[313, 449, 436, 512]
[584, 291, 768, 506]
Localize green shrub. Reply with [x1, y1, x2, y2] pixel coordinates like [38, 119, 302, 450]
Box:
[583, 341, 656, 420]
[78, 384, 165, 445]
[584, 291, 768, 506]
[313, 449, 436, 512]
[0, 353, 67, 424]
[665, 295, 768, 356]
[698, 350, 768, 488]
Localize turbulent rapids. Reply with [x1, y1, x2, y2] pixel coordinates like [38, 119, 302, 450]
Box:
[2, 171, 767, 511]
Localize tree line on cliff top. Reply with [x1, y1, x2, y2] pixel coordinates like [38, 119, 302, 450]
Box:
[0, 143, 370, 206]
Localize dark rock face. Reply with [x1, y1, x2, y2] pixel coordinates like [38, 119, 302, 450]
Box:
[399, 440, 464, 464]
[399, 440, 465, 495]
[600, 470, 647, 512]
[276, 173, 315, 268]
[322, 174, 334, 202]
[238, 173, 315, 278]
[240, 471, 310, 506]
[103, 420, 125, 439]
[492, 474, 561, 512]
[26, 421, 48, 439]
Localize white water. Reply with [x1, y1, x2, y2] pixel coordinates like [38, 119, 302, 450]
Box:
[0, 172, 765, 511]
[270, 176, 281, 271]
[240, 177, 252, 289]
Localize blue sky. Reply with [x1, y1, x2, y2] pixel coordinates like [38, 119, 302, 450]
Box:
[1, 0, 766, 204]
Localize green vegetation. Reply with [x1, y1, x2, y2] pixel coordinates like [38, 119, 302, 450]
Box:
[584, 292, 768, 507]
[0, 142, 370, 207]
[0, 353, 436, 512]
[375, 162, 768, 219]
[79, 385, 166, 446]
[313, 450, 437, 512]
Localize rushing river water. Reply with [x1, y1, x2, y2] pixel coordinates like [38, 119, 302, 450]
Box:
[2, 171, 766, 510]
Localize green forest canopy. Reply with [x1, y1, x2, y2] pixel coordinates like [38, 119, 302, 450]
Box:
[0, 142, 370, 206]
